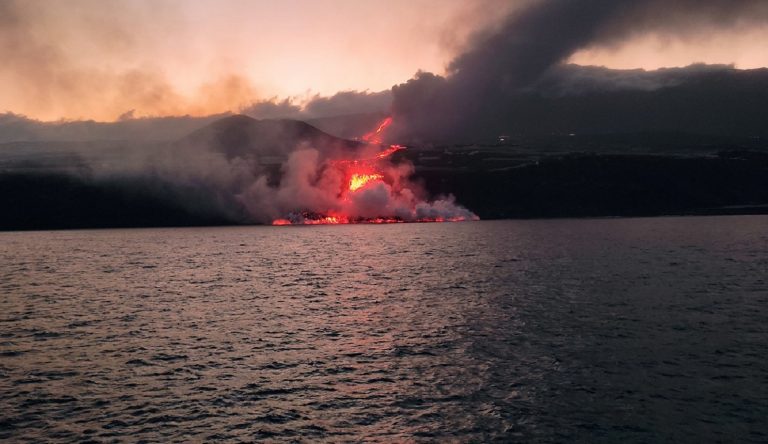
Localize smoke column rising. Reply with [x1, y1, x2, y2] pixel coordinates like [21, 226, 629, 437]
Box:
[78, 115, 478, 225]
[238, 119, 478, 225]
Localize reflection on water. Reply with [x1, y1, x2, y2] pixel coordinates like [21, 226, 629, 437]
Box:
[1, 216, 767, 442]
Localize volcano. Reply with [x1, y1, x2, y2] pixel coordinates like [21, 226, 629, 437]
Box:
[178, 114, 363, 161]
[0, 114, 478, 230]
[256, 116, 478, 225]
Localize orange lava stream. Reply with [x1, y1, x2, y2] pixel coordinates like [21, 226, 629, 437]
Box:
[348, 173, 384, 191]
[375, 144, 405, 159]
[361, 116, 393, 144]
[271, 116, 477, 226]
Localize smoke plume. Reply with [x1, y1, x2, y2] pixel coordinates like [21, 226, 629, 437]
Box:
[9, 115, 476, 225]
[238, 144, 476, 224]
[391, 0, 768, 141]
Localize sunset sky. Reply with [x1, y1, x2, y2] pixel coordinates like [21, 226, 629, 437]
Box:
[2, 0, 767, 122]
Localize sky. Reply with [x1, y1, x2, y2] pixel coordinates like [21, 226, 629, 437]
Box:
[1, 0, 767, 122]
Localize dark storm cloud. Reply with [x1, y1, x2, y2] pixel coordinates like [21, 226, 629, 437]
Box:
[391, 0, 768, 141]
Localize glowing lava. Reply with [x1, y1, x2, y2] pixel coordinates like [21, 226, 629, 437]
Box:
[375, 144, 405, 159]
[361, 116, 392, 144]
[349, 173, 384, 191]
[270, 116, 478, 226]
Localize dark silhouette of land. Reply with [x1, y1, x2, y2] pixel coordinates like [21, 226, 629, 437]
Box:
[413, 148, 768, 220]
[1, 115, 767, 230]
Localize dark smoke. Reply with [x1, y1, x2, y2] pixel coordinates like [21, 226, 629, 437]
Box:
[391, 0, 768, 142]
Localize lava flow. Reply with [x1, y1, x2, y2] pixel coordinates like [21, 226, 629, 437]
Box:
[271, 116, 478, 225]
[349, 173, 384, 191]
[361, 116, 392, 144]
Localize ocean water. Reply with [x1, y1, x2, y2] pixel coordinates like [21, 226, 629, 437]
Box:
[1, 216, 767, 442]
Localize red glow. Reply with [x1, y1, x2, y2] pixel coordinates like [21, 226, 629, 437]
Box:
[349, 173, 384, 191]
[271, 116, 478, 226]
[272, 213, 477, 226]
[361, 116, 393, 144]
[303, 216, 345, 225]
[375, 144, 405, 159]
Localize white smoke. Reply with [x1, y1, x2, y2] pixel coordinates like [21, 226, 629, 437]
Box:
[237, 145, 477, 224]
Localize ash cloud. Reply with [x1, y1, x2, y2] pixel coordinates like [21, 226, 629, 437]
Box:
[391, 0, 768, 141]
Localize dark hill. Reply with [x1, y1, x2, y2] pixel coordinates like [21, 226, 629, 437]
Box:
[178, 114, 363, 160]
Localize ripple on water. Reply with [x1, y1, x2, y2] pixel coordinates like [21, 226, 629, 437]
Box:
[0, 217, 767, 442]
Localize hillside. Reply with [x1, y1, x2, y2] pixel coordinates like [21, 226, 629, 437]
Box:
[178, 115, 363, 160]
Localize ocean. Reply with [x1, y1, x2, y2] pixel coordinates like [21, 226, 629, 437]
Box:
[1, 216, 767, 442]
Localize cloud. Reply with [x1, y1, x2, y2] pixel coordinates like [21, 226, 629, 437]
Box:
[390, 0, 768, 141]
[0, 88, 392, 143]
[239, 99, 303, 120]
[533, 63, 737, 96]
[303, 90, 392, 118]
[0, 0, 270, 121]
[0, 0, 514, 122]
[240, 90, 392, 121]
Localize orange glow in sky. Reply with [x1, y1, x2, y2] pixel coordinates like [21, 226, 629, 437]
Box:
[1, 0, 766, 121]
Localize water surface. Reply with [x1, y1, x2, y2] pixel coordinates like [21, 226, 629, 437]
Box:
[1, 216, 767, 442]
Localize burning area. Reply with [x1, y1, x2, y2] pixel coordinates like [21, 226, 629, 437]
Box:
[265, 117, 478, 225]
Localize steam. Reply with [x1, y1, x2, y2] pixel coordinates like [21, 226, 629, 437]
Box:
[239, 145, 476, 224]
[30, 115, 476, 225]
[224, 124, 475, 224]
